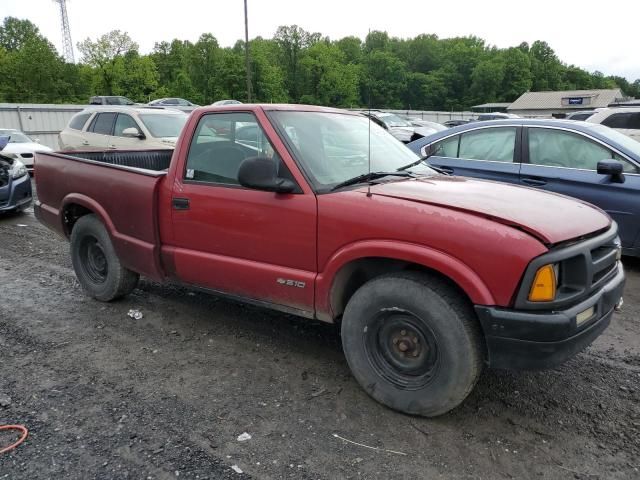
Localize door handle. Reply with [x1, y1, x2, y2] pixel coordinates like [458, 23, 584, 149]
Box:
[82, 140, 89, 145]
[172, 197, 190, 210]
[521, 177, 547, 186]
[108, 145, 117, 149]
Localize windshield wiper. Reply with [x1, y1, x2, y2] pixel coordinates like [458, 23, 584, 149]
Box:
[396, 151, 452, 175]
[397, 152, 437, 172]
[331, 171, 414, 191]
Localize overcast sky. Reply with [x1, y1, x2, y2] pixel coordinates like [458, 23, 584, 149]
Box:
[5, 0, 640, 81]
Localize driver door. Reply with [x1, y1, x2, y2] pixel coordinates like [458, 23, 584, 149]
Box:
[168, 111, 318, 315]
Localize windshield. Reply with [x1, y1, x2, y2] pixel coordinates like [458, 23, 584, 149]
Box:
[269, 111, 435, 190]
[139, 114, 188, 138]
[0, 130, 31, 143]
[378, 113, 411, 127]
[589, 124, 640, 159]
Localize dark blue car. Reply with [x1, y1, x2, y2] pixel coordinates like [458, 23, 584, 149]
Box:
[407, 119, 640, 256]
[0, 136, 32, 214]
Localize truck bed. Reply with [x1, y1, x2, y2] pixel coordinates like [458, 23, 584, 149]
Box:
[34, 150, 168, 281]
[57, 149, 173, 172]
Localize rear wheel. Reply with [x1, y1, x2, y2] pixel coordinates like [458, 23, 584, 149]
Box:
[70, 214, 139, 301]
[341, 272, 483, 417]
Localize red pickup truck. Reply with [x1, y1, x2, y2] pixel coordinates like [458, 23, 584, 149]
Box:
[35, 104, 625, 417]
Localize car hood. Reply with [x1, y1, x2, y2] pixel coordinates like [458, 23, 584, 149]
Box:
[360, 175, 611, 245]
[2, 142, 52, 153]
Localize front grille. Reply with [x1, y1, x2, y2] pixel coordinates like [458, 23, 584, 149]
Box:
[590, 244, 618, 288]
[515, 225, 620, 310]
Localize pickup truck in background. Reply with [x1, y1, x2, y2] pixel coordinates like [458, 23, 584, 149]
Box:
[34, 104, 625, 417]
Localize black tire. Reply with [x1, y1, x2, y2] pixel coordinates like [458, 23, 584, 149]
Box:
[341, 272, 483, 417]
[70, 214, 139, 301]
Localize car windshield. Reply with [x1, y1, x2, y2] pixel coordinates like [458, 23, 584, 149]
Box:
[269, 111, 435, 190]
[378, 113, 411, 127]
[0, 130, 31, 143]
[589, 124, 640, 158]
[138, 114, 188, 138]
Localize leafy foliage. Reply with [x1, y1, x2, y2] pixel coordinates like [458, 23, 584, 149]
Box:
[1, 16, 638, 107]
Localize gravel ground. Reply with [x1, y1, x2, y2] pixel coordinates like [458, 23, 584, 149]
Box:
[0, 188, 639, 479]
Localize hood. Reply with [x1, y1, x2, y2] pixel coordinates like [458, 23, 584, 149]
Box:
[360, 176, 611, 245]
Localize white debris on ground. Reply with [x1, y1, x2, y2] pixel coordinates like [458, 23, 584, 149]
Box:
[127, 309, 143, 320]
[237, 432, 252, 442]
[231, 465, 243, 474]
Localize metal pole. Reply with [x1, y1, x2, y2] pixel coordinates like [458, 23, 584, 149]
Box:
[244, 0, 252, 103]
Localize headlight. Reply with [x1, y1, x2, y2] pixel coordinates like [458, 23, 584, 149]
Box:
[528, 263, 558, 302]
[10, 160, 28, 179]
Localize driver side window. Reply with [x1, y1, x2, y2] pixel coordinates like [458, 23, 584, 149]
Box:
[185, 112, 287, 186]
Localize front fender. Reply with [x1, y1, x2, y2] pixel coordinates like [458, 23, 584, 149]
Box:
[315, 240, 495, 320]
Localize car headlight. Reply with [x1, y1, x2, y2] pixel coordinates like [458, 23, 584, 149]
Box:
[10, 159, 28, 179]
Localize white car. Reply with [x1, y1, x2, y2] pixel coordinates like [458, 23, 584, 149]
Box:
[587, 108, 640, 142]
[406, 118, 447, 135]
[58, 106, 189, 151]
[0, 129, 52, 172]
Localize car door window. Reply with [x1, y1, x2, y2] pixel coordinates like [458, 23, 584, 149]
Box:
[69, 113, 91, 131]
[425, 135, 460, 157]
[602, 113, 631, 129]
[528, 128, 637, 172]
[88, 113, 117, 135]
[114, 114, 140, 137]
[458, 127, 517, 162]
[185, 112, 287, 186]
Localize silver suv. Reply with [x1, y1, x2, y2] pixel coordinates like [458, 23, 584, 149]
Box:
[59, 107, 188, 151]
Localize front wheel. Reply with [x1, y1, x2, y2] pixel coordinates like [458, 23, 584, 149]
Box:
[341, 272, 483, 417]
[70, 214, 139, 301]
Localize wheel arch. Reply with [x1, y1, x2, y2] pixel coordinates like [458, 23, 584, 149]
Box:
[316, 241, 495, 322]
[61, 193, 116, 239]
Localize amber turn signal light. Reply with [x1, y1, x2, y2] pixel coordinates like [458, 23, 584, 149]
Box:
[528, 264, 557, 302]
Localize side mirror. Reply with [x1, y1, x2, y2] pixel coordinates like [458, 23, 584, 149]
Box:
[238, 156, 296, 193]
[122, 127, 144, 139]
[597, 160, 625, 183]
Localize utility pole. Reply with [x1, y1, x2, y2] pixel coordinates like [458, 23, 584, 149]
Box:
[244, 0, 252, 102]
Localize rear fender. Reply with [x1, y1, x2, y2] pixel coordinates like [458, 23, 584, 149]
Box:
[61, 193, 164, 281]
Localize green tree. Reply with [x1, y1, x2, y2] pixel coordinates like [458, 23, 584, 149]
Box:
[299, 41, 359, 106]
[274, 25, 321, 102]
[114, 50, 159, 101]
[0, 17, 41, 51]
[77, 30, 138, 94]
[361, 50, 407, 108]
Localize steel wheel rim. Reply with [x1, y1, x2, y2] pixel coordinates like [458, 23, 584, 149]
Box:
[364, 310, 440, 390]
[79, 236, 108, 284]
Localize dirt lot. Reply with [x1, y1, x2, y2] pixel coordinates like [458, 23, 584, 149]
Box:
[1, 189, 639, 479]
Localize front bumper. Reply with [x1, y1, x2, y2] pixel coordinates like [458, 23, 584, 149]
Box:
[0, 174, 32, 212]
[475, 262, 624, 370]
